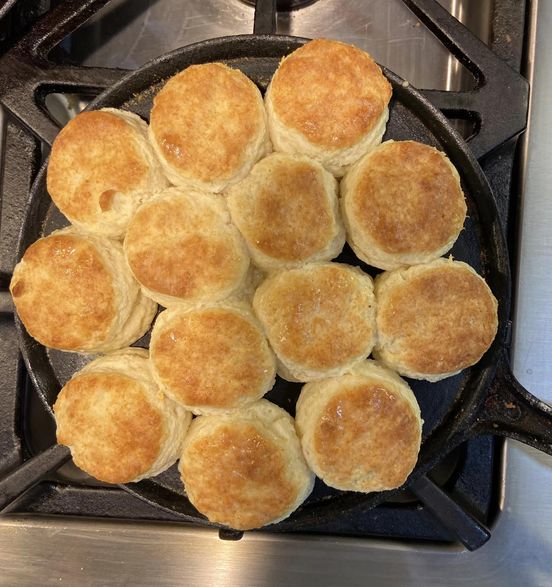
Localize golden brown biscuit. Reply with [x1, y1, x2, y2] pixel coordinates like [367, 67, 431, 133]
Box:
[54, 348, 192, 484]
[296, 360, 422, 492]
[149, 63, 270, 192]
[47, 108, 167, 238]
[150, 303, 276, 414]
[124, 188, 250, 307]
[341, 140, 467, 270]
[265, 39, 392, 177]
[252, 262, 376, 381]
[226, 153, 345, 271]
[10, 227, 156, 353]
[374, 258, 499, 381]
[179, 400, 314, 530]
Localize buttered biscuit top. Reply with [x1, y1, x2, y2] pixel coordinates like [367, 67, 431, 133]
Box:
[47, 108, 167, 238]
[226, 153, 345, 271]
[265, 39, 392, 176]
[150, 303, 276, 414]
[341, 140, 467, 270]
[374, 258, 498, 381]
[295, 361, 422, 493]
[124, 188, 250, 307]
[54, 349, 191, 484]
[149, 62, 270, 192]
[253, 262, 376, 381]
[179, 400, 314, 530]
[10, 227, 156, 353]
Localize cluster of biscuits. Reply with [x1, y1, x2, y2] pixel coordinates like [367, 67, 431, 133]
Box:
[10, 39, 498, 531]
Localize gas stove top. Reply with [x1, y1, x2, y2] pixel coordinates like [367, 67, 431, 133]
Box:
[1, 1, 551, 585]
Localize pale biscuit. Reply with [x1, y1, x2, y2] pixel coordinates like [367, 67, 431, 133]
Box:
[341, 140, 467, 270]
[47, 108, 167, 239]
[265, 39, 392, 177]
[54, 348, 192, 484]
[252, 262, 376, 382]
[124, 188, 250, 307]
[226, 153, 345, 271]
[179, 399, 314, 530]
[295, 360, 422, 493]
[10, 226, 156, 353]
[149, 62, 270, 192]
[374, 258, 499, 381]
[149, 302, 276, 414]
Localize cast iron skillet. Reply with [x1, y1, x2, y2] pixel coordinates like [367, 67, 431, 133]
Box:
[2, 35, 552, 547]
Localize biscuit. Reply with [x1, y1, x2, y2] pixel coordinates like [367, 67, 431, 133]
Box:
[295, 360, 422, 492]
[252, 262, 376, 381]
[265, 39, 392, 177]
[54, 348, 192, 484]
[149, 63, 270, 192]
[149, 302, 276, 414]
[179, 399, 314, 530]
[374, 258, 499, 381]
[341, 140, 467, 270]
[10, 226, 157, 353]
[226, 153, 345, 271]
[47, 108, 167, 238]
[124, 188, 250, 307]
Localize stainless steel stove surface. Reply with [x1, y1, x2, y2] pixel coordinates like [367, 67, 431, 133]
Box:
[1, 0, 551, 585]
[64, 0, 488, 88]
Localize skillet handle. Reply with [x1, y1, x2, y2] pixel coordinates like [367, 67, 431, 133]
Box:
[471, 350, 552, 455]
[0, 444, 71, 512]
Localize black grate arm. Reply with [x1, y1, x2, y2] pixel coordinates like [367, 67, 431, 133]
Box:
[403, 0, 529, 159]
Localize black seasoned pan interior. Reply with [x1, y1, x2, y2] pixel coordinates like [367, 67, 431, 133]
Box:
[15, 35, 510, 530]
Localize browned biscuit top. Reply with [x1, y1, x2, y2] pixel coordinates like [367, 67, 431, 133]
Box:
[47, 110, 148, 224]
[313, 383, 420, 491]
[125, 192, 247, 301]
[227, 155, 336, 262]
[376, 263, 498, 375]
[349, 141, 466, 254]
[150, 63, 264, 183]
[180, 423, 296, 530]
[151, 307, 274, 410]
[269, 39, 391, 148]
[54, 372, 162, 484]
[10, 233, 115, 351]
[253, 264, 375, 373]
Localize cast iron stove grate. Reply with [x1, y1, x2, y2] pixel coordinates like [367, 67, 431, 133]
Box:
[0, 0, 528, 547]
